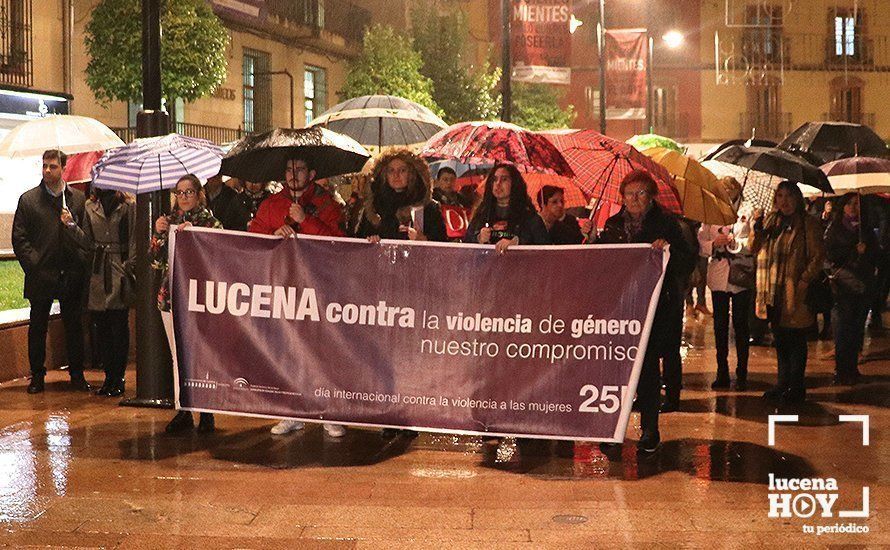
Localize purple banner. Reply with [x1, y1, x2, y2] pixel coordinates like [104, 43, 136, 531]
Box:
[169, 228, 667, 442]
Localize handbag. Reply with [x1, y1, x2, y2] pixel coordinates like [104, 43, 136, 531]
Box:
[828, 266, 867, 296]
[727, 254, 756, 289]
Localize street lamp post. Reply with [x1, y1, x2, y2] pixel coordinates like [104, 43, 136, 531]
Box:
[598, 0, 606, 134]
[123, 0, 173, 408]
[501, 0, 512, 122]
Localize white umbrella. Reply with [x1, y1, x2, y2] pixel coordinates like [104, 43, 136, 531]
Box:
[0, 115, 125, 158]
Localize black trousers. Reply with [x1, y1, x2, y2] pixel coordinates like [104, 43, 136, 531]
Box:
[833, 293, 869, 378]
[769, 319, 808, 394]
[712, 290, 751, 378]
[638, 347, 661, 433]
[28, 294, 85, 378]
[660, 298, 684, 401]
[92, 309, 130, 382]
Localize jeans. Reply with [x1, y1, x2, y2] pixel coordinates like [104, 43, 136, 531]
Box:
[28, 294, 85, 378]
[92, 309, 130, 382]
[833, 293, 869, 378]
[712, 290, 751, 378]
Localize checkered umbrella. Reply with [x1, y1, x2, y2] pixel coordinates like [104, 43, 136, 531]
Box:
[540, 129, 681, 215]
[702, 160, 778, 212]
[91, 134, 224, 194]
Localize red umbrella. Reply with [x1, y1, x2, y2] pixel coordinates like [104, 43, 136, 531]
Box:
[540, 129, 681, 216]
[422, 121, 574, 177]
[63, 150, 104, 184]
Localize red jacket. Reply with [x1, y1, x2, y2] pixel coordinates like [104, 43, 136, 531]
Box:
[248, 183, 344, 236]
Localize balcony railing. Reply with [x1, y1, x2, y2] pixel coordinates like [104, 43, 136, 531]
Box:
[821, 112, 876, 127]
[266, 0, 369, 44]
[0, 0, 32, 87]
[824, 36, 875, 67]
[111, 122, 246, 145]
[739, 112, 792, 141]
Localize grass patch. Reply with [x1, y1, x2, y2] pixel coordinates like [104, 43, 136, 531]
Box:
[0, 260, 27, 311]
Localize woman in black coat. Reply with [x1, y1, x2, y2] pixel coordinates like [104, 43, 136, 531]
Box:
[825, 192, 877, 385]
[465, 163, 550, 250]
[595, 169, 695, 453]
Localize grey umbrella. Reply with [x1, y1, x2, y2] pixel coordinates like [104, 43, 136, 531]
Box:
[779, 121, 889, 164]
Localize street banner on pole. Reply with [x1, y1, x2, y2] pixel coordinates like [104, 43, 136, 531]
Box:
[605, 28, 648, 120]
[169, 228, 667, 442]
[510, 0, 572, 85]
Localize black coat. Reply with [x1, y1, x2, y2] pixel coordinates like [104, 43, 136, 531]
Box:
[464, 209, 551, 245]
[548, 214, 584, 244]
[596, 203, 696, 295]
[12, 183, 87, 300]
[208, 185, 250, 231]
[825, 218, 878, 296]
[355, 200, 448, 242]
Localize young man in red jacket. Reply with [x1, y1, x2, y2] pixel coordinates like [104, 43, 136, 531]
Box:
[249, 156, 347, 437]
[249, 157, 345, 238]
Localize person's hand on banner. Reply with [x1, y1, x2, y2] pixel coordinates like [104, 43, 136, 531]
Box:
[175, 221, 193, 233]
[651, 238, 668, 250]
[495, 237, 519, 255]
[274, 225, 296, 238]
[402, 226, 427, 241]
[288, 203, 306, 224]
[478, 226, 492, 244]
[366, 235, 381, 244]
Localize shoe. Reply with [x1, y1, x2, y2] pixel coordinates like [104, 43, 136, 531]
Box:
[780, 388, 806, 404]
[734, 377, 748, 391]
[27, 377, 44, 394]
[69, 375, 92, 392]
[197, 413, 215, 433]
[270, 419, 304, 435]
[638, 430, 660, 453]
[598, 442, 621, 455]
[323, 423, 346, 437]
[762, 386, 785, 400]
[94, 381, 111, 396]
[165, 410, 194, 433]
[711, 375, 731, 390]
[106, 380, 125, 397]
[659, 399, 680, 413]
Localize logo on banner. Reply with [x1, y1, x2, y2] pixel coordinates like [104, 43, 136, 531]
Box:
[511, 0, 572, 84]
[767, 415, 871, 536]
[605, 29, 648, 120]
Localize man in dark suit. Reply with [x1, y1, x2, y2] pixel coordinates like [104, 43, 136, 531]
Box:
[12, 149, 90, 393]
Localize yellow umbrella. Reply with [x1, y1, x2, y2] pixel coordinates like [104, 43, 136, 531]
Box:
[642, 147, 737, 225]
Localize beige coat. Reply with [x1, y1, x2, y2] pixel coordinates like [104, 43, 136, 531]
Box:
[751, 213, 825, 329]
[81, 199, 137, 311]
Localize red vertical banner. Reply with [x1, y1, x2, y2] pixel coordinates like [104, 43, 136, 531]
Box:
[510, 0, 572, 85]
[605, 29, 648, 120]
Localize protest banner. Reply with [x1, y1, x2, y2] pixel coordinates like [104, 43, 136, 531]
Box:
[169, 228, 667, 442]
[605, 28, 648, 120]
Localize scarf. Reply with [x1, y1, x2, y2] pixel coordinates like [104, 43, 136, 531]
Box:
[755, 213, 799, 319]
[621, 203, 651, 242]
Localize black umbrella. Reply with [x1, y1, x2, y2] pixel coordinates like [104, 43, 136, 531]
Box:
[700, 138, 776, 161]
[779, 121, 889, 164]
[712, 145, 834, 193]
[308, 95, 447, 153]
[220, 127, 370, 182]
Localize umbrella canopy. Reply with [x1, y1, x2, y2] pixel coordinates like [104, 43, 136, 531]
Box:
[540, 129, 681, 215]
[421, 121, 574, 177]
[779, 121, 889, 164]
[700, 138, 777, 162]
[821, 156, 890, 195]
[0, 115, 125, 158]
[643, 147, 736, 225]
[701, 159, 778, 212]
[626, 134, 684, 154]
[712, 145, 833, 193]
[91, 134, 223, 194]
[309, 95, 447, 154]
[62, 150, 105, 184]
[221, 127, 371, 182]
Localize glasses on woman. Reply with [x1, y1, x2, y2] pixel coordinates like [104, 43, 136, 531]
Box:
[623, 189, 650, 200]
[174, 189, 197, 198]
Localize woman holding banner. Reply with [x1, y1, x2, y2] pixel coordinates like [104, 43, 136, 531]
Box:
[595, 170, 695, 454]
[465, 163, 550, 251]
[151, 174, 222, 434]
[354, 148, 447, 243]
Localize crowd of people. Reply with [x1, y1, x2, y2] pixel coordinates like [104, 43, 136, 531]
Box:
[11, 147, 886, 454]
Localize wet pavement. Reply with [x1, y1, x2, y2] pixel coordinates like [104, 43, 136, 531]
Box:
[0, 313, 887, 548]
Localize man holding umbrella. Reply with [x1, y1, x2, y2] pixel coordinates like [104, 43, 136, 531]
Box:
[248, 156, 347, 437]
[249, 157, 345, 238]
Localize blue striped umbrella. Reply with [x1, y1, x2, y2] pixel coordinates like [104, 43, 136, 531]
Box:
[91, 134, 224, 193]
